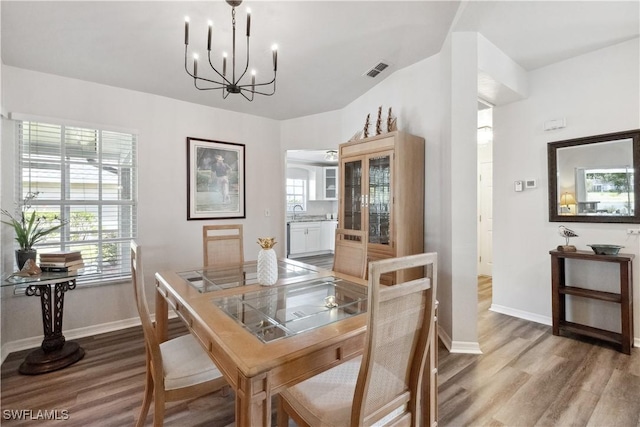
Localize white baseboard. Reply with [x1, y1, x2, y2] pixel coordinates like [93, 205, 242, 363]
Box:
[490, 304, 552, 326]
[449, 341, 483, 354]
[1, 313, 176, 365]
[438, 325, 452, 351]
[437, 325, 483, 354]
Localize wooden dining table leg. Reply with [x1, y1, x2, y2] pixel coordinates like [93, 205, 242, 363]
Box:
[235, 370, 271, 427]
[154, 280, 168, 343]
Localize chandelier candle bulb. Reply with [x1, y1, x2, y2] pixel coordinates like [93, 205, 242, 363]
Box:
[251, 70, 256, 90]
[207, 21, 212, 51]
[193, 54, 198, 77]
[184, 17, 189, 45]
[246, 8, 251, 37]
[272, 45, 278, 71]
[223, 52, 227, 76]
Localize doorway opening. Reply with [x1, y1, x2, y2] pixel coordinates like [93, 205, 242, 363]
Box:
[284, 150, 339, 259]
[477, 101, 493, 283]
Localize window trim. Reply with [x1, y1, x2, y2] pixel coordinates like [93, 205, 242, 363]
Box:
[13, 117, 138, 285]
[286, 178, 307, 212]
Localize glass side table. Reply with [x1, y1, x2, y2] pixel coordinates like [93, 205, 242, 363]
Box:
[3, 271, 89, 374]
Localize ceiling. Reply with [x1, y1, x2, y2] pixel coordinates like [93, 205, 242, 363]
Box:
[2, 1, 638, 121]
[287, 149, 338, 165]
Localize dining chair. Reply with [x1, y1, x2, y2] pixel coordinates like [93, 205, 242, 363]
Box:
[131, 241, 228, 427]
[332, 228, 367, 278]
[277, 252, 438, 427]
[203, 224, 244, 267]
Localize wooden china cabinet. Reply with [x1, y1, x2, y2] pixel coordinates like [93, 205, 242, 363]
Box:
[338, 130, 425, 284]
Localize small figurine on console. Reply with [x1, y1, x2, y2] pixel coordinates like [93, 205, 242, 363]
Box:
[557, 225, 578, 252]
[15, 258, 42, 277]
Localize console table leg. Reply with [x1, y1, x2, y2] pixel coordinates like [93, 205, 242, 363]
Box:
[620, 263, 632, 355]
[19, 281, 85, 375]
[551, 256, 564, 336]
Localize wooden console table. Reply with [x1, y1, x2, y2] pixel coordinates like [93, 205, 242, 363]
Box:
[550, 249, 634, 354]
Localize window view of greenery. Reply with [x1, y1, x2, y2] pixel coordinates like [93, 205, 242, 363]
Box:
[584, 168, 634, 215]
[286, 178, 306, 212]
[17, 121, 137, 282]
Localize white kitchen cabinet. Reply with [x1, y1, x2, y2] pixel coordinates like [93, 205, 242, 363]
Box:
[321, 220, 338, 252]
[289, 222, 322, 256]
[289, 226, 307, 255]
[306, 225, 322, 252]
[309, 166, 338, 201]
[323, 167, 338, 200]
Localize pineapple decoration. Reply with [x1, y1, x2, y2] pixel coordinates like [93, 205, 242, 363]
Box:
[363, 114, 371, 138]
[376, 106, 383, 135]
[257, 237, 278, 286]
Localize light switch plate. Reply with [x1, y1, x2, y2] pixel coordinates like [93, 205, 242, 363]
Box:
[544, 118, 566, 131]
[514, 181, 523, 192]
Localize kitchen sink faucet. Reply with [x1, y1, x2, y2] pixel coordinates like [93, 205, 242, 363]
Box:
[293, 204, 303, 221]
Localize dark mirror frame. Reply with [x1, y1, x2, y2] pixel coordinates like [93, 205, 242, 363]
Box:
[548, 129, 640, 223]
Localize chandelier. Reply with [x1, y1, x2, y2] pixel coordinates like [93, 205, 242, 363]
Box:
[184, 0, 278, 101]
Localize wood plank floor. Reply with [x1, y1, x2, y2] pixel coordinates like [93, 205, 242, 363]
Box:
[439, 276, 640, 426]
[2, 272, 639, 426]
[292, 254, 334, 271]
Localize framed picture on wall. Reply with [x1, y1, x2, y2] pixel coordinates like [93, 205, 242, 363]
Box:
[187, 137, 246, 220]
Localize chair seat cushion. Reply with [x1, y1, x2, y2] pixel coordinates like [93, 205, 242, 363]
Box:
[280, 356, 362, 426]
[160, 334, 223, 390]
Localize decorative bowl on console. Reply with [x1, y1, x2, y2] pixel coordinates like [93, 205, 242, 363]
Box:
[587, 244, 623, 255]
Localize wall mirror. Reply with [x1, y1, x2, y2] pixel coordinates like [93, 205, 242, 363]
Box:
[548, 129, 640, 223]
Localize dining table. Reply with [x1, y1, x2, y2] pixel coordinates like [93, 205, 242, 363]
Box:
[154, 258, 370, 427]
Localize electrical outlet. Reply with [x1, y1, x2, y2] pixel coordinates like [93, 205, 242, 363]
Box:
[627, 228, 640, 235]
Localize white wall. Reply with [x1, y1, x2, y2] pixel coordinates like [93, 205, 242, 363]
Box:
[1, 66, 283, 347]
[492, 38, 640, 335]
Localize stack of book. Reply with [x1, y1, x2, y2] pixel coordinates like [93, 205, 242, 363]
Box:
[39, 251, 84, 273]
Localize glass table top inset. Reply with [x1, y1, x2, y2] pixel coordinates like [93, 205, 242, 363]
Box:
[212, 276, 368, 343]
[2, 271, 83, 287]
[177, 260, 319, 293]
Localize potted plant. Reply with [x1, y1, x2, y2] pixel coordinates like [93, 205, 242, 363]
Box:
[1, 192, 68, 270]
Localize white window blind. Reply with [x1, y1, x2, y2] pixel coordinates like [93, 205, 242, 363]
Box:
[16, 120, 137, 284]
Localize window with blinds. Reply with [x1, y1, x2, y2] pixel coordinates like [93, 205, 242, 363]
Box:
[16, 121, 137, 284]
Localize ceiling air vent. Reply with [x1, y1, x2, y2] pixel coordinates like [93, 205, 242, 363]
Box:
[364, 61, 390, 78]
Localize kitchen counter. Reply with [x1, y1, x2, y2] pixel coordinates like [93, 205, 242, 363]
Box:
[287, 216, 337, 223]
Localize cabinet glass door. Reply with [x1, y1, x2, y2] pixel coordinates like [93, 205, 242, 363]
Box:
[324, 167, 337, 199]
[342, 159, 362, 231]
[368, 154, 391, 245]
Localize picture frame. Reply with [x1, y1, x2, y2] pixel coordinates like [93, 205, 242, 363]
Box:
[187, 137, 246, 220]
